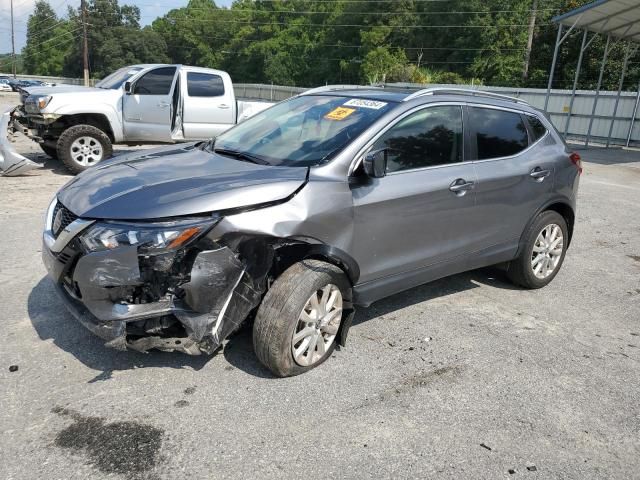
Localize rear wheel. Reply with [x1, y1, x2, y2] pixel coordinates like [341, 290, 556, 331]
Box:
[253, 260, 349, 377]
[508, 210, 568, 289]
[56, 124, 112, 174]
[39, 144, 58, 159]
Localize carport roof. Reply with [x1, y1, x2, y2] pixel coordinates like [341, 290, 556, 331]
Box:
[553, 0, 640, 42]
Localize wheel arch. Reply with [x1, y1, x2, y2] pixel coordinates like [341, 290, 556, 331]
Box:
[272, 242, 360, 286]
[60, 113, 115, 142]
[516, 198, 576, 257]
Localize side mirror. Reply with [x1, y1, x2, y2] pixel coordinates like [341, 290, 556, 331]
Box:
[124, 81, 132, 94]
[363, 149, 387, 178]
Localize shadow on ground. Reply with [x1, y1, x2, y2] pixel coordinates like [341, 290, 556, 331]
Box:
[28, 267, 519, 380]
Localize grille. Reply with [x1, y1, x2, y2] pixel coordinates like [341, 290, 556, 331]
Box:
[51, 202, 78, 238]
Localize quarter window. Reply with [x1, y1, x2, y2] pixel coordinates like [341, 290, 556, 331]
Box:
[187, 72, 225, 97]
[133, 67, 176, 95]
[527, 115, 548, 142]
[372, 105, 463, 173]
[469, 107, 528, 160]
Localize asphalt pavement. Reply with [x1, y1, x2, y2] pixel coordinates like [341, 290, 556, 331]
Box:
[1, 93, 639, 479]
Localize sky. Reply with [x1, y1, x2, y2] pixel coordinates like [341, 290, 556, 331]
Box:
[1, 0, 233, 54]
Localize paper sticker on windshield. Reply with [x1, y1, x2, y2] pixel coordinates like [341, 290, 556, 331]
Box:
[343, 99, 388, 110]
[325, 107, 356, 121]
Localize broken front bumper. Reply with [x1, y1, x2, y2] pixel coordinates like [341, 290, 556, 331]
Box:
[0, 107, 41, 176]
[42, 213, 265, 355]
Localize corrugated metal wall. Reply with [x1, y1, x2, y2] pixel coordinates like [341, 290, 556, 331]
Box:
[3, 72, 638, 146]
[234, 82, 640, 147]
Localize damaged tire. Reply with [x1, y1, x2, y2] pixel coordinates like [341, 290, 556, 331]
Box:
[57, 124, 113, 174]
[253, 260, 349, 377]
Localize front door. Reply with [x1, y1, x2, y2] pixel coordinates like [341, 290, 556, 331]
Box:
[352, 105, 479, 285]
[123, 66, 178, 142]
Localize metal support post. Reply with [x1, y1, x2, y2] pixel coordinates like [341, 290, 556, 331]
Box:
[586, 35, 611, 146]
[564, 30, 590, 138]
[545, 24, 563, 112]
[626, 80, 640, 148]
[606, 44, 636, 147]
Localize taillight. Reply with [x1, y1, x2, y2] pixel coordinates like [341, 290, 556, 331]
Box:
[569, 152, 582, 174]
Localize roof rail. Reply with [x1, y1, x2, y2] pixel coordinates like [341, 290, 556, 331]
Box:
[403, 87, 529, 105]
[301, 84, 383, 96]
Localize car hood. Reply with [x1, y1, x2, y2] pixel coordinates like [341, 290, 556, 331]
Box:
[22, 85, 107, 95]
[57, 144, 309, 220]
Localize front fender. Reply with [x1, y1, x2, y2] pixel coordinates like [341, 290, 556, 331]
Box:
[48, 103, 124, 142]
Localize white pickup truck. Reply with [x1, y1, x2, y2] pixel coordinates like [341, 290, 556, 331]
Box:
[1, 64, 273, 174]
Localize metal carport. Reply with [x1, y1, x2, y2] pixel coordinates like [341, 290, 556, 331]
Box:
[546, 0, 640, 147]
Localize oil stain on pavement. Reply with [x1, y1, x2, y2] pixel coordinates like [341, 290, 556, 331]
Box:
[52, 406, 164, 478]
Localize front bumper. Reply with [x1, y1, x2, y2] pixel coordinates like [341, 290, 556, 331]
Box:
[0, 107, 41, 176]
[42, 212, 264, 355]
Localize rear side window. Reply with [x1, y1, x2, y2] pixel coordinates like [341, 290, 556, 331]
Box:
[372, 105, 463, 173]
[469, 107, 528, 160]
[187, 72, 225, 97]
[527, 115, 548, 142]
[134, 67, 176, 95]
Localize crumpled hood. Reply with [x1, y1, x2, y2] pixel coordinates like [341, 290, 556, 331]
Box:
[57, 144, 308, 220]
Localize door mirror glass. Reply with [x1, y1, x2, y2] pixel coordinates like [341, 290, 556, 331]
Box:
[363, 149, 387, 178]
[124, 81, 132, 94]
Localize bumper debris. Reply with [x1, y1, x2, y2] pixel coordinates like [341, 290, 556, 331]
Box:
[0, 107, 41, 176]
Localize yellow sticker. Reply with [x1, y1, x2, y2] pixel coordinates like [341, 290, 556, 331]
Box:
[324, 107, 356, 121]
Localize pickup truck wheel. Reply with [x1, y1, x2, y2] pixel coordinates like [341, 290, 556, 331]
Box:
[39, 144, 58, 159]
[253, 260, 349, 377]
[57, 124, 112, 174]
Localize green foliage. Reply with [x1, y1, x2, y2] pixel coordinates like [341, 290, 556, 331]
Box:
[19, 0, 639, 91]
[22, 0, 74, 76]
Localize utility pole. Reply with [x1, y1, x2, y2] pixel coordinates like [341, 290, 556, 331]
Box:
[10, 0, 16, 77]
[81, 0, 89, 86]
[522, 0, 538, 81]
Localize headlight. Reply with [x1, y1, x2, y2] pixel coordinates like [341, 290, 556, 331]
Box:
[80, 218, 217, 254]
[37, 95, 52, 110]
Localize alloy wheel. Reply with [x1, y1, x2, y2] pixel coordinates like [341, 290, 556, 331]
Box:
[70, 136, 103, 166]
[531, 223, 564, 279]
[291, 284, 343, 367]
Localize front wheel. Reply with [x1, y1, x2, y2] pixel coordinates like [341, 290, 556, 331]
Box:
[56, 124, 113, 174]
[508, 210, 568, 289]
[253, 260, 350, 377]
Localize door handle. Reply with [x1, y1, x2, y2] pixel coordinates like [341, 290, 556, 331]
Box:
[218, 104, 230, 109]
[449, 178, 474, 195]
[158, 102, 170, 108]
[530, 167, 551, 181]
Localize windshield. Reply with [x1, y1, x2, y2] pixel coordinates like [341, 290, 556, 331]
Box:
[212, 95, 396, 167]
[96, 66, 144, 89]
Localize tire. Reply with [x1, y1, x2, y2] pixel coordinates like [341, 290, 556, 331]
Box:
[56, 124, 113, 174]
[39, 144, 58, 159]
[508, 210, 568, 289]
[253, 260, 350, 377]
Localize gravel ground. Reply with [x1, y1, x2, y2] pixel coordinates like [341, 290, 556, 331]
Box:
[1, 93, 639, 480]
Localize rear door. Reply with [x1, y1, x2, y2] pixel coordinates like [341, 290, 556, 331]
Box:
[352, 104, 480, 284]
[181, 70, 236, 139]
[469, 106, 555, 251]
[123, 66, 177, 142]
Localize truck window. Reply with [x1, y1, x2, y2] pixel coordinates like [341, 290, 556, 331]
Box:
[187, 72, 225, 97]
[133, 67, 176, 95]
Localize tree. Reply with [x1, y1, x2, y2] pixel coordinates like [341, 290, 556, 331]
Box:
[22, 0, 74, 76]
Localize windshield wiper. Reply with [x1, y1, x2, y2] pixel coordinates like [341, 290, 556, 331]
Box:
[213, 148, 269, 165]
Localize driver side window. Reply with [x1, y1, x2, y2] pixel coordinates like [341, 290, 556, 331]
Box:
[372, 105, 463, 173]
[133, 67, 177, 95]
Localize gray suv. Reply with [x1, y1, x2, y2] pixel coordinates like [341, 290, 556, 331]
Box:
[42, 87, 581, 377]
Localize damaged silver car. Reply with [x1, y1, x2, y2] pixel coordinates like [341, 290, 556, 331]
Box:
[42, 87, 581, 376]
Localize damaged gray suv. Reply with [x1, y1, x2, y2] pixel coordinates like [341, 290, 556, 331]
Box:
[42, 87, 581, 376]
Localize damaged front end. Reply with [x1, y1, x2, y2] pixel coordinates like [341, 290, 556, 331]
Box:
[0, 106, 42, 176]
[42, 199, 278, 355]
